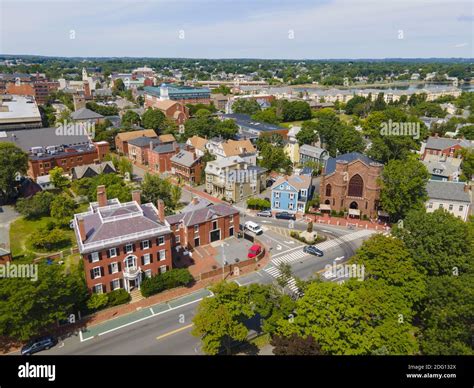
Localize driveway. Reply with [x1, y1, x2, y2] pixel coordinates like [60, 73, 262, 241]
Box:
[0, 205, 20, 250]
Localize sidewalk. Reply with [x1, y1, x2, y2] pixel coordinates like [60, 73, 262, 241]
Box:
[308, 214, 391, 231]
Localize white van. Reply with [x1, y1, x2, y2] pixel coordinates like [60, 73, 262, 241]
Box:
[244, 221, 263, 235]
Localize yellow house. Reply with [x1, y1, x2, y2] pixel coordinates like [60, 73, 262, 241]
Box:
[285, 125, 301, 164]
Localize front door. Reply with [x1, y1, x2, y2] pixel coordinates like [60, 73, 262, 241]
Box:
[129, 279, 136, 291]
[210, 229, 221, 242]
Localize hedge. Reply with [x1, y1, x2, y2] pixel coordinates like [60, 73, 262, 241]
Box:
[247, 198, 271, 210]
[107, 289, 131, 307]
[141, 268, 194, 298]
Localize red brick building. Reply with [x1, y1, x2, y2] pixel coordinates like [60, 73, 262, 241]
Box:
[166, 203, 240, 250]
[423, 136, 473, 159]
[319, 152, 383, 219]
[115, 129, 158, 156]
[148, 141, 180, 173]
[143, 101, 189, 125]
[170, 147, 203, 185]
[127, 136, 161, 166]
[74, 187, 173, 294]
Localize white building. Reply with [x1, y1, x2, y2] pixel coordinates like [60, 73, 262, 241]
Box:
[425, 181, 471, 221]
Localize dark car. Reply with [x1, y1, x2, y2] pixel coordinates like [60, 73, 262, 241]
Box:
[303, 245, 324, 257]
[21, 336, 57, 355]
[257, 210, 272, 218]
[275, 211, 296, 220]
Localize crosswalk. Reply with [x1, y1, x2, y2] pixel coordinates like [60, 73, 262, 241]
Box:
[262, 229, 376, 295]
[264, 266, 300, 294]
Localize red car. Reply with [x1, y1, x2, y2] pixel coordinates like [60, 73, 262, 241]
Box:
[248, 244, 262, 259]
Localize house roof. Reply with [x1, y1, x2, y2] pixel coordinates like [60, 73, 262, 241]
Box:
[71, 107, 104, 120]
[425, 136, 473, 151]
[128, 136, 161, 148]
[221, 113, 287, 133]
[422, 154, 461, 178]
[166, 203, 238, 227]
[299, 144, 327, 159]
[72, 161, 116, 179]
[187, 135, 208, 151]
[222, 139, 256, 157]
[171, 149, 200, 167]
[426, 181, 470, 203]
[0, 247, 11, 256]
[152, 99, 181, 110]
[181, 197, 214, 213]
[152, 142, 178, 154]
[158, 134, 176, 143]
[115, 129, 157, 142]
[324, 152, 380, 175]
[271, 174, 312, 191]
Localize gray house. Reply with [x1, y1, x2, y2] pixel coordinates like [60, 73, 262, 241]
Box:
[299, 144, 329, 166]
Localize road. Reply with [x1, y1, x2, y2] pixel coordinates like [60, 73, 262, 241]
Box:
[30, 214, 375, 356]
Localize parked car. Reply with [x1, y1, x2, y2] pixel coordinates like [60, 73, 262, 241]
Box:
[21, 336, 57, 355]
[257, 210, 272, 218]
[303, 245, 324, 257]
[275, 211, 296, 220]
[248, 244, 262, 258]
[244, 221, 263, 235]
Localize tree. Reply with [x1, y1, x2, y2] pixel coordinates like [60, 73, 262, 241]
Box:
[392, 209, 473, 276]
[141, 108, 166, 131]
[232, 98, 261, 115]
[50, 195, 76, 226]
[49, 167, 69, 190]
[271, 334, 325, 355]
[16, 191, 55, 219]
[0, 143, 28, 202]
[276, 262, 293, 293]
[0, 263, 88, 341]
[275, 100, 312, 122]
[351, 234, 426, 305]
[419, 274, 474, 355]
[192, 282, 253, 355]
[251, 108, 280, 125]
[121, 110, 141, 127]
[141, 173, 177, 209]
[30, 227, 70, 251]
[296, 120, 318, 146]
[170, 185, 182, 210]
[112, 78, 125, 95]
[259, 143, 292, 174]
[379, 158, 430, 222]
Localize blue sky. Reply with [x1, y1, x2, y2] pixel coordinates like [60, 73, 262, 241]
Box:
[0, 0, 472, 59]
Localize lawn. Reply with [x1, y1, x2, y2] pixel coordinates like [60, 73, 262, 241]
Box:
[9, 216, 76, 260]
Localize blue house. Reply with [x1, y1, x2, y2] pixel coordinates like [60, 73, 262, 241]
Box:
[270, 174, 312, 214]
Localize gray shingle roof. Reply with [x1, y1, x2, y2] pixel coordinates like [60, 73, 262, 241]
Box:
[426, 181, 470, 203]
[128, 136, 160, 147]
[171, 149, 200, 167]
[71, 107, 104, 120]
[72, 161, 116, 179]
[152, 142, 178, 154]
[324, 152, 380, 175]
[300, 144, 327, 159]
[425, 136, 473, 151]
[166, 203, 238, 227]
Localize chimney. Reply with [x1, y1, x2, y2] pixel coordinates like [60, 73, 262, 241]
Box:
[97, 185, 107, 207]
[78, 218, 86, 242]
[157, 199, 165, 223]
[150, 140, 154, 151]
[132, 190, 141, 205]
[191, 196, 199, 205]
[464, 184, 470, 193]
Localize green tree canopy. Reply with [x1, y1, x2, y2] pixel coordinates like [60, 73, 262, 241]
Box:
[0, 143, 28, 202]
[141, 108, 166, 131]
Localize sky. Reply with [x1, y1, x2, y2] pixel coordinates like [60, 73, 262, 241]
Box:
[0, 0, 473, 59]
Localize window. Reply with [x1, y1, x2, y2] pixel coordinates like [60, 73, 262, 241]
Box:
[229, 215, 234, 224]
[439, 204, 444, 209]
[142, 240, 150, 250]
[94, 284, 103, 294]
[92, 267, 102, 279]
[212, 220, 218, 230]
[301, 189, 307, 197]
[112, 279, 120, 290]
[175, 235, 181, 244]
[274, 192, 280, 199]
[428, 202, 433, 209]
[160, 265, 167, 274]
[289, 202, 294, 210]
[348, 174, 364, 197]
[125, 243, 133, 254]
[194, 225, 199, 233]
[143, 254, 151, 265]
[289, 193, 295, 200]
[275, 201, 280, 208]
[91, 252, 99, 263]
[124, 256, 136, 269]
[325, 184, 332, 197]
[145, 269, 152, 278]
[459, 205, 464, 211]
[109, 248, 117, 258]
[449, 204, 453, 211]
[110, 262, 119, 274]
[159, 250, 166, 261]
[157, 236, 165, 246]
